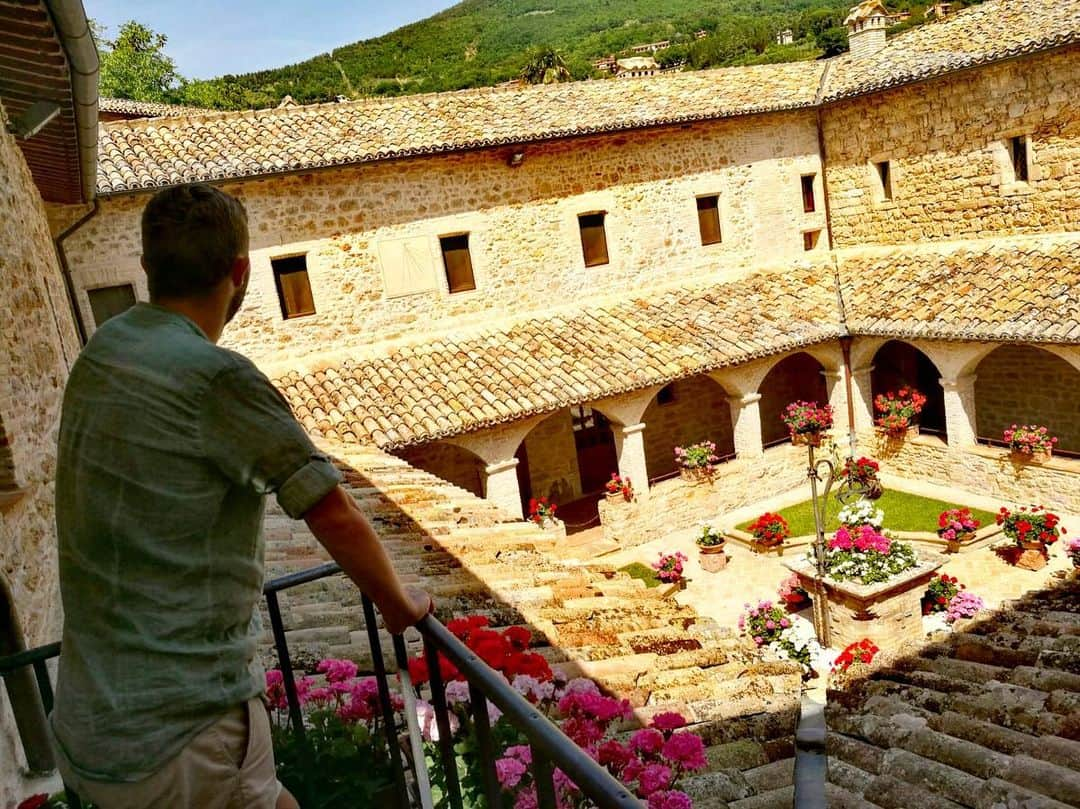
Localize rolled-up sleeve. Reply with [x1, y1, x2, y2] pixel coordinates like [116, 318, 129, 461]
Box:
[200, 363, 343, 518]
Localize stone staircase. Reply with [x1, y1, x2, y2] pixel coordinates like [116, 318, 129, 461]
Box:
[258, 441, 803, 800]
[825, 579, 1080, 809]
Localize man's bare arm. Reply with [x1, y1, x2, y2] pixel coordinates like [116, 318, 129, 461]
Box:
[304, 485, 432, 634]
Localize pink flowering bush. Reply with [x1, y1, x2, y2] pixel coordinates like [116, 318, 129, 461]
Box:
[1003, 424, 1057, 456]
[823, 525, 918, 584]
[738, 600, 819, 672]
[652, 551, 689, 583]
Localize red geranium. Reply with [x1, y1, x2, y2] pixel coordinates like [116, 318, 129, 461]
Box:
[17, 797, 49, 809]
[874, 387, 927, 435]
[997, 505, 1066, 547]
[748, 512, 790, 547]
[831, 639, 879, 673]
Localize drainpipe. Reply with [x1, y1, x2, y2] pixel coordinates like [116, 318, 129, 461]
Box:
[54, 199, 99, 346]
[840, 335, 858, 458]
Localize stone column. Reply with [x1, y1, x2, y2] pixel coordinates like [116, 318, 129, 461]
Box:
[613, 422, 649, 494]
[821, 367, 856, 456]
[850, 366, 876, 433]
[940, 375, 978, 447]
[727, 393, 764, 459]
[483, 458, 523, 519]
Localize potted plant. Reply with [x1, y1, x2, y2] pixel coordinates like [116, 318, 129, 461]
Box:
[921, 573, 962, 615]
[873, 387, 927, 437]
[748, 512, 790, 555]
[604, 472, 634, 502]
[782, 400, 834, 447]
[823, 524, 919, 584]
[651, 551, 689, 586]
[842, 456, 883, 499]
[697, 523, 728, 572]
[1003, 424, 1057, 463]
[1067, 537, 1080, 570]
[937, 508, 980, 553]
[674, 440, 720, 483]
[837, 498, 885, 531]
[996, 505, 1065, 570]
[528, 496, 558, 528]
[829, 638, 880, 688]
[777, 572, 809, 610]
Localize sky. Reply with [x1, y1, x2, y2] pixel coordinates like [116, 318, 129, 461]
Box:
[86, 0, 458, 79]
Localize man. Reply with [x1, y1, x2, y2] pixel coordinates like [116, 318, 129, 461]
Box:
[50, 183, 431, 808]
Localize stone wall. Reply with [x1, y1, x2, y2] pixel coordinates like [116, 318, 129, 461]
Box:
[864, 432, 1080, 515]
[824, 46, 1080, 247]
[392, 441, 484, 498]
[521, 410, 584, 503]
[0, 101, 79, 806]
[53, 109, 825, 368]
[599, 444, 808, 548]
[974, 345, 1080, 453]
[641, 376, 735, 480]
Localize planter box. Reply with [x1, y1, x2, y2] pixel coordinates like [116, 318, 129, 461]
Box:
[1010, 448, 1052, 464]
[783, 554, 944, 651]
[791, 431, 824, 447]
[876, 425, 920, 440]
[679, 467, 714, 485]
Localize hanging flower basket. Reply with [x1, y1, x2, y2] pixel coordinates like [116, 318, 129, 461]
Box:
[874, 387, 926, 437]
[782, 401, 833, 447]
[1004, 425, 1056, 464]
[791, 431, 823, 447]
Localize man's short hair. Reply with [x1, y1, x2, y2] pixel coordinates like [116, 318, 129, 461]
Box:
[141, 184, 249, 300]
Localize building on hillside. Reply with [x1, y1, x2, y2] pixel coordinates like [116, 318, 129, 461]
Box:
[630, 40, 670, 54]
[776, 29, 795, 45]
[927, 1, 954, 18]
[592, 55, 617, 73]
[614, 56, 659, 78]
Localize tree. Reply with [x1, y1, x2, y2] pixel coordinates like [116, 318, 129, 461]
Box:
[97, 20, 180, 101]
[519, 46, 572, 85]
[816, 26, 850, 58]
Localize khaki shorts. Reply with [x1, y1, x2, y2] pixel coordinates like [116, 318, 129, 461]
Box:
[57, 698, 283, 809]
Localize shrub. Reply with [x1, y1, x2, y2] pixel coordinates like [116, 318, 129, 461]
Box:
[652, 551, 689, 583]
[922, 573, 962, 615]
[674, 440, 720, 471]
[748, 512, 790, 546]
[739, 600, 820, 673]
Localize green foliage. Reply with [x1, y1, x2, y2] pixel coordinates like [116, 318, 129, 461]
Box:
[519, 46, 572, 83]
[816, 25, 849, 56]
[619, 561, 662, 588]
[96, 20, 180, 101]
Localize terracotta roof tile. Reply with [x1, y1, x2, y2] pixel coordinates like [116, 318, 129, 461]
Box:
[99, 97, 215, 119]
[839, 237, 1080, 343]
[274, 266, 841, 449]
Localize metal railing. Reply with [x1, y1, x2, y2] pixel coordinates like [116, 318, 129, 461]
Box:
[263, 562, 639, 809]
[1, 563, 636, 809]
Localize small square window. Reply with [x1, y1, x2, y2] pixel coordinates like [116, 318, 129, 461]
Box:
[657, 384, 676, 406]
[1009, 135, 1029, 183]
[801, 174, 816, 213]
[875, 161, 893, 200]
[272, 254, 316, 319]
[88, 283, 136, 327]
[696, 196, 722, 246]
[578, 212, 609, 267]
[803, 230, 821, 252]
[440, 234, 476, 293]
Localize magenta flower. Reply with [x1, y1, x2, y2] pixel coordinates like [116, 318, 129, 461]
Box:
[651, 712, 687, 732]
[638, 763, 674, 796]
[316, 658, 358, 683]
[661, 732, 708, 771]
[496, 756, 528, 789]
[630, 728, 665, 756]
[648, 791, 694, 809]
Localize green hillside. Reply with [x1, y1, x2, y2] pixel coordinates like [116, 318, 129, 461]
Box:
[174, 0, 982, 109]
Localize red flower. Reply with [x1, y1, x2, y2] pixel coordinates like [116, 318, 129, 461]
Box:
[18, 796, 49, 809]
[504, 625, 532, 650]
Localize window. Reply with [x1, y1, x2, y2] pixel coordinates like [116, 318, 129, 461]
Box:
[657, 384, 676, 406]
[696, 196, 722, 245]
[578, 212, 609, 267]
[1010, 135, 1029, 182]
[801, 174, 816, 213]
[439, 234, 476, 293]
[272, 254, 316, 319]
[88, 284, 136, 327]
[875, 161, 893, 201]
[803, 230, 821, 251]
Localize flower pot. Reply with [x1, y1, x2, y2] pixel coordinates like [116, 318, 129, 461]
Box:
[1014, 539, 1048, 570]
[679, 467, 713, 484]
[699, 547, 728, 573]
[943, 530, 974, 554]
[698, 542, 726, 554]
[791, 431, 823, 447]
[1011, 448, 1052, 464]
[878, 424, 919, 440]
[605, 491, 622, 502]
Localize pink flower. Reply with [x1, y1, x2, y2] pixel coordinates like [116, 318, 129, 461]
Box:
[661, 732, 708, 772]
[765, 620, 776, 630]
[496, 756, 528, 789]
[648, 791, 694, 809]
[505, 745, 533, 764]
[316, 658, 358, 683]
[651, 712, 687, 732]
[638, 763, 674, 796]
[597, 740, 634, 774]
[630, 728, 665, 756]
[780, 618, 790, 628]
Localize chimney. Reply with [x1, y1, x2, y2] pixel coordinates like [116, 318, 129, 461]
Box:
[845, 1, 889, 58]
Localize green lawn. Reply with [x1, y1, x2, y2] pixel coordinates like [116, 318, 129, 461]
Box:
[619, 562, 663, 588]
[737, 490, 998, 536]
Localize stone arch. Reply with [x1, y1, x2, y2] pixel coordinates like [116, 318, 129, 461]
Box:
[641, 375, 735, 481]
[758, 352, 829, 447]
[392, 441, 485, 498]
[974, 345, 1080, 453]
[870, 340, 947, 438]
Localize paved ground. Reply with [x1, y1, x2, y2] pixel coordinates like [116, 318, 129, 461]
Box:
[599, 476, 1078, 645]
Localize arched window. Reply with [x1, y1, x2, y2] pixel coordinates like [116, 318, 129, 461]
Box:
[758, 353, 828, 447]
[870, 341, 947, 440]
[642, 376, 735, 480]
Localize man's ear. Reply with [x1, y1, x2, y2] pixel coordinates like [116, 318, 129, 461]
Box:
[231, 256, 250, 288]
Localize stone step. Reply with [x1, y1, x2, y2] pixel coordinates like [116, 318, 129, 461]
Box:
[727, 784, 795, 809]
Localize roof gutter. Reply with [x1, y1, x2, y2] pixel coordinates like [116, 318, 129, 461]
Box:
[47, 0, 99, 203]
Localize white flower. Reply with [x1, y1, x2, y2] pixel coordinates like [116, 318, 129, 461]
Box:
[837, 499, 884, 530]
[416, 700, 460, 742]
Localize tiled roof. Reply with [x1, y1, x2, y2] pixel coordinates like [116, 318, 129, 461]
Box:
[825, 0, 1080, 101]
[95, 61, 823, 194]
[839, 237, 1080, 343]
[273, 267, 841, 448]
[99, 97, 214, 119]
[827, 579, 1080, 808]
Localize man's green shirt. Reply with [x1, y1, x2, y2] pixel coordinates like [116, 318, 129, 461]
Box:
[51, 303, 342, 781]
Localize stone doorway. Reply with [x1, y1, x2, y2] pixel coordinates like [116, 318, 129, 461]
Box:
[571, 405, 618, 495]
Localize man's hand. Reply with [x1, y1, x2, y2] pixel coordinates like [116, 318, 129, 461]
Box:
[304, 486, 434, 635]
[382, 585, 434, 635]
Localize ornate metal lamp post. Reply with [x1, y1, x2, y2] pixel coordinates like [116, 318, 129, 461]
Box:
[805, 444, 869, 648]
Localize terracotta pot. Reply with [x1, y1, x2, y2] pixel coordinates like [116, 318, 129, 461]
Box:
[791, 431, 823, 447]
[698, 542, 726, 554]
[877, 424, 919, 439]
[699, 548, 728, 573]
[679, 466, 713, 484]
[944, 530, 975, 554]
[1011, 448, 1052, 464]
[604, 491, 621, 501]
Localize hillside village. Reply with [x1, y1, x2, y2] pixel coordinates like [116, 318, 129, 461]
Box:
[1, 0, 1079, 808]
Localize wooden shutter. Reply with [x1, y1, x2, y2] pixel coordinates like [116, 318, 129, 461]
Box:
[88, 284, 136, 327]
[696, 196, 721, 245]
[440, 234, 476, 293]
[801, 175, 816, 213]
[578, 213, 609, 267]
[272, 255, 316, 319]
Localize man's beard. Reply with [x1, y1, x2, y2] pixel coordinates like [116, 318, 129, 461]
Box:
[225, 276, 248, 324]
